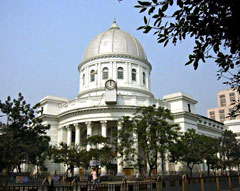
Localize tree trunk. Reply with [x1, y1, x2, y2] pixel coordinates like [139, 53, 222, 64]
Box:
[207, 163, 210, 175]
[148, 165, 152, 178]
[17, 164, 21, 173]
[161, 157, 165, 175]
[187, 163, 194, 177]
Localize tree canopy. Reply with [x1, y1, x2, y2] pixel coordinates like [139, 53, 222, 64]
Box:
[0, 93, 50, 175]
[133, 0, 240, 116]
[116, 106, 180, 176]
[169, 129, 203, 176]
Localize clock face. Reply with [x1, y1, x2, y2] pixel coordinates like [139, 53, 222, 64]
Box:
[105, 79, 117, 90]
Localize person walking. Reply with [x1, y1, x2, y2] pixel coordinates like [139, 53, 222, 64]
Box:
[91, 168, 98, 188]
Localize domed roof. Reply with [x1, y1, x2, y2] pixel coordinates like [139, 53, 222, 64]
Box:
[82, 21, 148, 62]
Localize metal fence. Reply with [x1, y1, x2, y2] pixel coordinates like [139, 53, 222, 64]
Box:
[1, 174, 240, 191]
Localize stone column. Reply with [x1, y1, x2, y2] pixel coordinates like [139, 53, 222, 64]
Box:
[138, 64, 141, 85]
[58, 127, 67, 144]
[117, 120, 124, 176]
[133, 132, 139, 175]
[100, 121, 107, 176]
[127, 63, 131, 84]
[73, 123, 80, 176]
[97, 63, 101, 87]
[101, 121, 107, 138]
[148, 71, 151, 91]
[66, 125, 72, 147]
[86, 122, 92, 151]
[74, 123, 80, 146]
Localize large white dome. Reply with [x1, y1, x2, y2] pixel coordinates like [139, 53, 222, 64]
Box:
[82, 21, 148, 62]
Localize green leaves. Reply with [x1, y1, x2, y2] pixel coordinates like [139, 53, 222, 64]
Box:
[132, 106, 180, 175]
[134, 0, 240, 115]
[0, 93, 50, 174]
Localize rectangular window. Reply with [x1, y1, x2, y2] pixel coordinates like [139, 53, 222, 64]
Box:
[143, 72, 146, 84]
[229, 92, 235, 103]
[229, 108, 235, 119]
[219, 94, 226, 107]
[209, 111, 215, 115]
[209, 111, 215, 120]
[102, 72, 108, 80]
[219, 109, 225, 121]
[187, 104, 191, 113]
[132, 69, 136, 81]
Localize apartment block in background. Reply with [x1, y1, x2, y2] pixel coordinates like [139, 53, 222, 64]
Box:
[207, 89, 240, 122]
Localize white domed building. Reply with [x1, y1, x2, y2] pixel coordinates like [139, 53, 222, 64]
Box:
[39, 21, 225, 175]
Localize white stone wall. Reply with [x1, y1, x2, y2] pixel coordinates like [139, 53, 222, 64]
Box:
[78, 57, 151, 97]
[225, 119, 240, 139]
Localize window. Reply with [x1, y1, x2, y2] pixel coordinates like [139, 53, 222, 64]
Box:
[209, 111, 215, 120]
[219, 109, 225, 121]
[219, 94, 226, 107]
[229, 108, 235, 119]
[229, 92, 235, 103]
[219, 109, 224, 113]
[132, 69, 136, 81]
[90, 70, 95, 82]
[187, 104, 191, 113]
[102, 67, 108, 80]
[117, 67, 124, 79]
[82, 74, 85, 85]
[143, 72, 146, 84]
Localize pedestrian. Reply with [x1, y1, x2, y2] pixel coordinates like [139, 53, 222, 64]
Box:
[91, 168, 97, 185]
[48, 179, 54, 191]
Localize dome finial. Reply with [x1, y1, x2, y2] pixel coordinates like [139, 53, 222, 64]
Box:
[109, 18, 120, 29]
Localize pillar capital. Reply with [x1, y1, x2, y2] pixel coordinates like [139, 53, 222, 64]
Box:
[66, 125, 72, 130]
[100, 120, 107, 125]
[74, 123, 80, 129]
[85, 121, 92, 127]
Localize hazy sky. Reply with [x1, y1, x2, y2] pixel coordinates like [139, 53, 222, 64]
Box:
[0, 0, 231, 116]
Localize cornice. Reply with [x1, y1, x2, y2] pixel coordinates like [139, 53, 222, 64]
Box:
[58, 106, 138, 121]
[173, 111, 199, 121]
[198, 123, 223, 133]
[78, 54, 152, 71]
[197, 114, 224, 125]
[77, 86, 154, 98]
[164, 95, 197, 104]
[39, 114, 59, 121]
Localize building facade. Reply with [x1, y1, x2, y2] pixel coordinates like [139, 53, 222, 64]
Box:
[207, 89, 240, 122]
[40, 21, 225, 175]
[207, 89, 240, 138]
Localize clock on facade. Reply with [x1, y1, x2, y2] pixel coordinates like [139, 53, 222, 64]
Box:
[105, 79, 117, 90]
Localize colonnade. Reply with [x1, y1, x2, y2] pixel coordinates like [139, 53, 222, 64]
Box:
[58, 120, 124, 176]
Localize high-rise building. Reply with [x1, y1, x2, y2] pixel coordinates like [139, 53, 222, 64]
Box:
[207, 89, 240, 122]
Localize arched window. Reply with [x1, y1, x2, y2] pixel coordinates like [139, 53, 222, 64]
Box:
[132, 69, 136, 81]
[90, 70, 95, 82]
[82, 74, 85, 85]
[117, 67, 124, 79]
[102, 67, 108, 80]
[143, 72, 146, 84]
